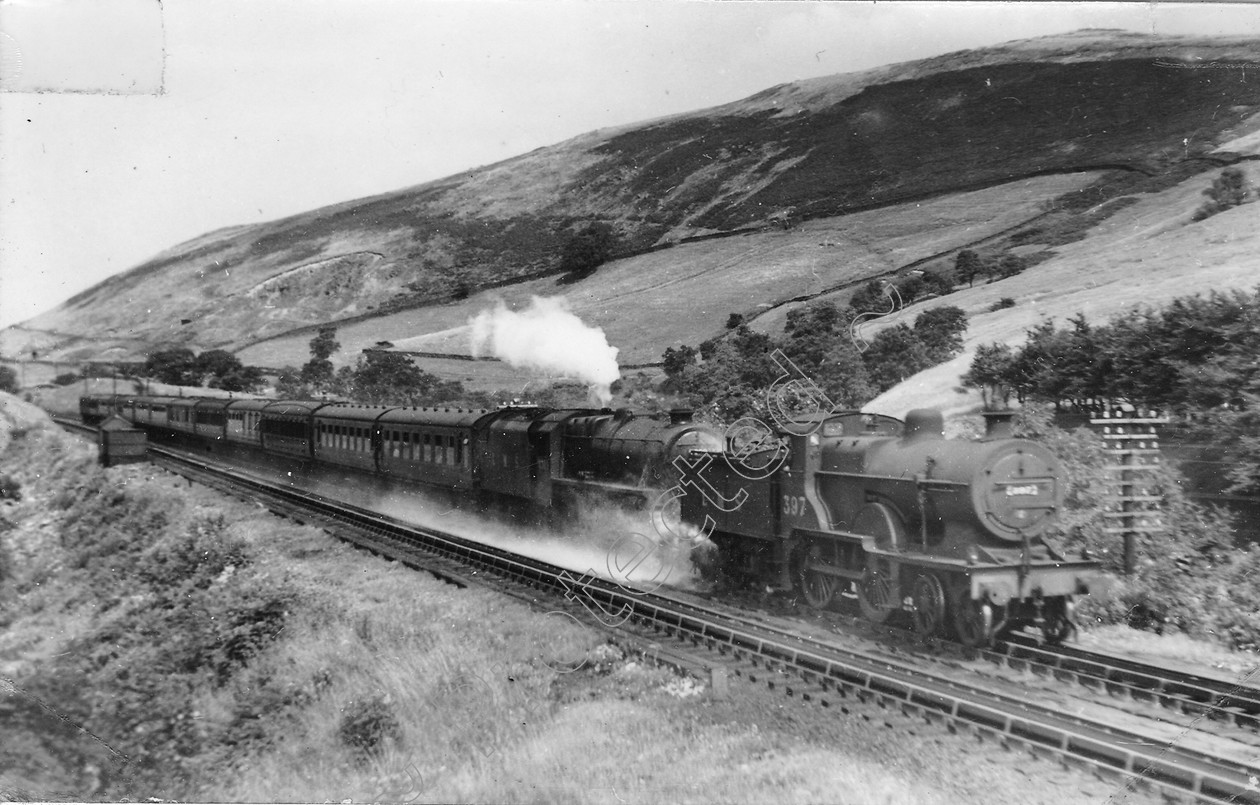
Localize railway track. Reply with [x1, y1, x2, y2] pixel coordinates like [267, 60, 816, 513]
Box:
[694, 580, 1260, 743]
[995, 636, 1260, 732]
[57, 419, 1260, 803]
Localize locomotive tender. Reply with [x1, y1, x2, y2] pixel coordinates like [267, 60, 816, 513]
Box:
[81, 393, 1100, 645]
[681, 408, 1101, 645]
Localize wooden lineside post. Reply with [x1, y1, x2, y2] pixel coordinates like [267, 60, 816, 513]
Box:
[1088, 400, 1169, 576]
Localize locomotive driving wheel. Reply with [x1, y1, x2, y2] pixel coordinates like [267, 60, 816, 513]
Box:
[796, 544, 836, 609]
[911, 574, 947, 637]
[857, 565, 895, 624]
[953, 596, 993, 648]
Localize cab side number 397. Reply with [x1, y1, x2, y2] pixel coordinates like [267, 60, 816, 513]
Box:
[782, 495, 807, 517]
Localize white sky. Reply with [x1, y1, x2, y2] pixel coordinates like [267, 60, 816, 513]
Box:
[1, 0, 1258, 329]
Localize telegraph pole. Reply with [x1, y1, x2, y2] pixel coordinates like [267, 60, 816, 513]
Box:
[1090, 400, 1169, 576]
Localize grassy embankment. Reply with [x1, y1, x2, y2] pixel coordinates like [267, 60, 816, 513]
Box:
[1, 395, 1145, 804]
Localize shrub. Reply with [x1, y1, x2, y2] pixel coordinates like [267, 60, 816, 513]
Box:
[338, 696, 402, 757]
[989, 297, 1016, 312]
[996, 254, 1025, 278]
[1193, 167, 1250, 222]
[53, 373, 80, 386]
[557, 222, 618, 283]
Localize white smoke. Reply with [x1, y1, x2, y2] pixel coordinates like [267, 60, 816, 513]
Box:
[469, 296, 621, 404]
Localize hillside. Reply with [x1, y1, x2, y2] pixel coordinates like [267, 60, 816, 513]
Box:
[863, 159, 1260, 419]
[3, 30, 1259, 387]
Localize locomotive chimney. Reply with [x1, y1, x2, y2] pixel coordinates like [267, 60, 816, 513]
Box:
[669, 408, 694, 425]
[982, 410, 1016, 439]
[904, 409, 944, 441]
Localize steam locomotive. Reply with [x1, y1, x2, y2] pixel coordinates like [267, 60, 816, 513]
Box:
[80, 394, 1100, 646]
[682, 408, 1101, 646]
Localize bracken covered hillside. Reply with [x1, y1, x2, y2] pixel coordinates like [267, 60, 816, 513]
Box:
[6, 30, 1260, 362]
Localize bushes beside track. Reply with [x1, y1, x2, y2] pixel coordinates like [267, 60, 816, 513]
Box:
[1011, 404, 1260, 651]
[0, 424, 300, 798]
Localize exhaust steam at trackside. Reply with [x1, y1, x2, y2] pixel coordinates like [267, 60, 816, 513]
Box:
[469, 296, 620, 405]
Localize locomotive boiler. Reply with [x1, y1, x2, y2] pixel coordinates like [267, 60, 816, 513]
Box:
[681, 408, 1100, 646]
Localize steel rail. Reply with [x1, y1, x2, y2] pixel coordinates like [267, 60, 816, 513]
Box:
[133, 443, 1260, 805]
[992, 636, 1260, 730]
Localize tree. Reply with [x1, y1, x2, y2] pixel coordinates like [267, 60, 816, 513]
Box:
[725, 312, 745, 330]
[144, 348, 199, 386]
[348, 351, 463, 406]
[213, 365, 264, 393]
[0, 366, 17, 394]
[954, 249, 984, 288]
[781, 303, 873, 408]
[913, 306, 968, 364]
[301, 326, 340, 392]
[920, 270, 955, 298]
[784, 301, 846, 339]
[1194, 167, 1250, 222]
[895, 274, 924, 305]
[670, 326, 780, 421]
[862, 324, 929, 392]
[274, 366, 312, 399]
[661, 345, 697, 378]
[849, 281, 894, 317]
[195, 350, 241, 382]
[961, 343, 1017, 409]
[558, 222, 618, 283]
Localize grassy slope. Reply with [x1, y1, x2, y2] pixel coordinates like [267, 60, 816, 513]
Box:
[864, 161, 1260, 419]
[235, 172, 1099, 377]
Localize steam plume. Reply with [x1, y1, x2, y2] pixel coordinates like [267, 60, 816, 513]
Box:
[469, 296, 620, 404]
